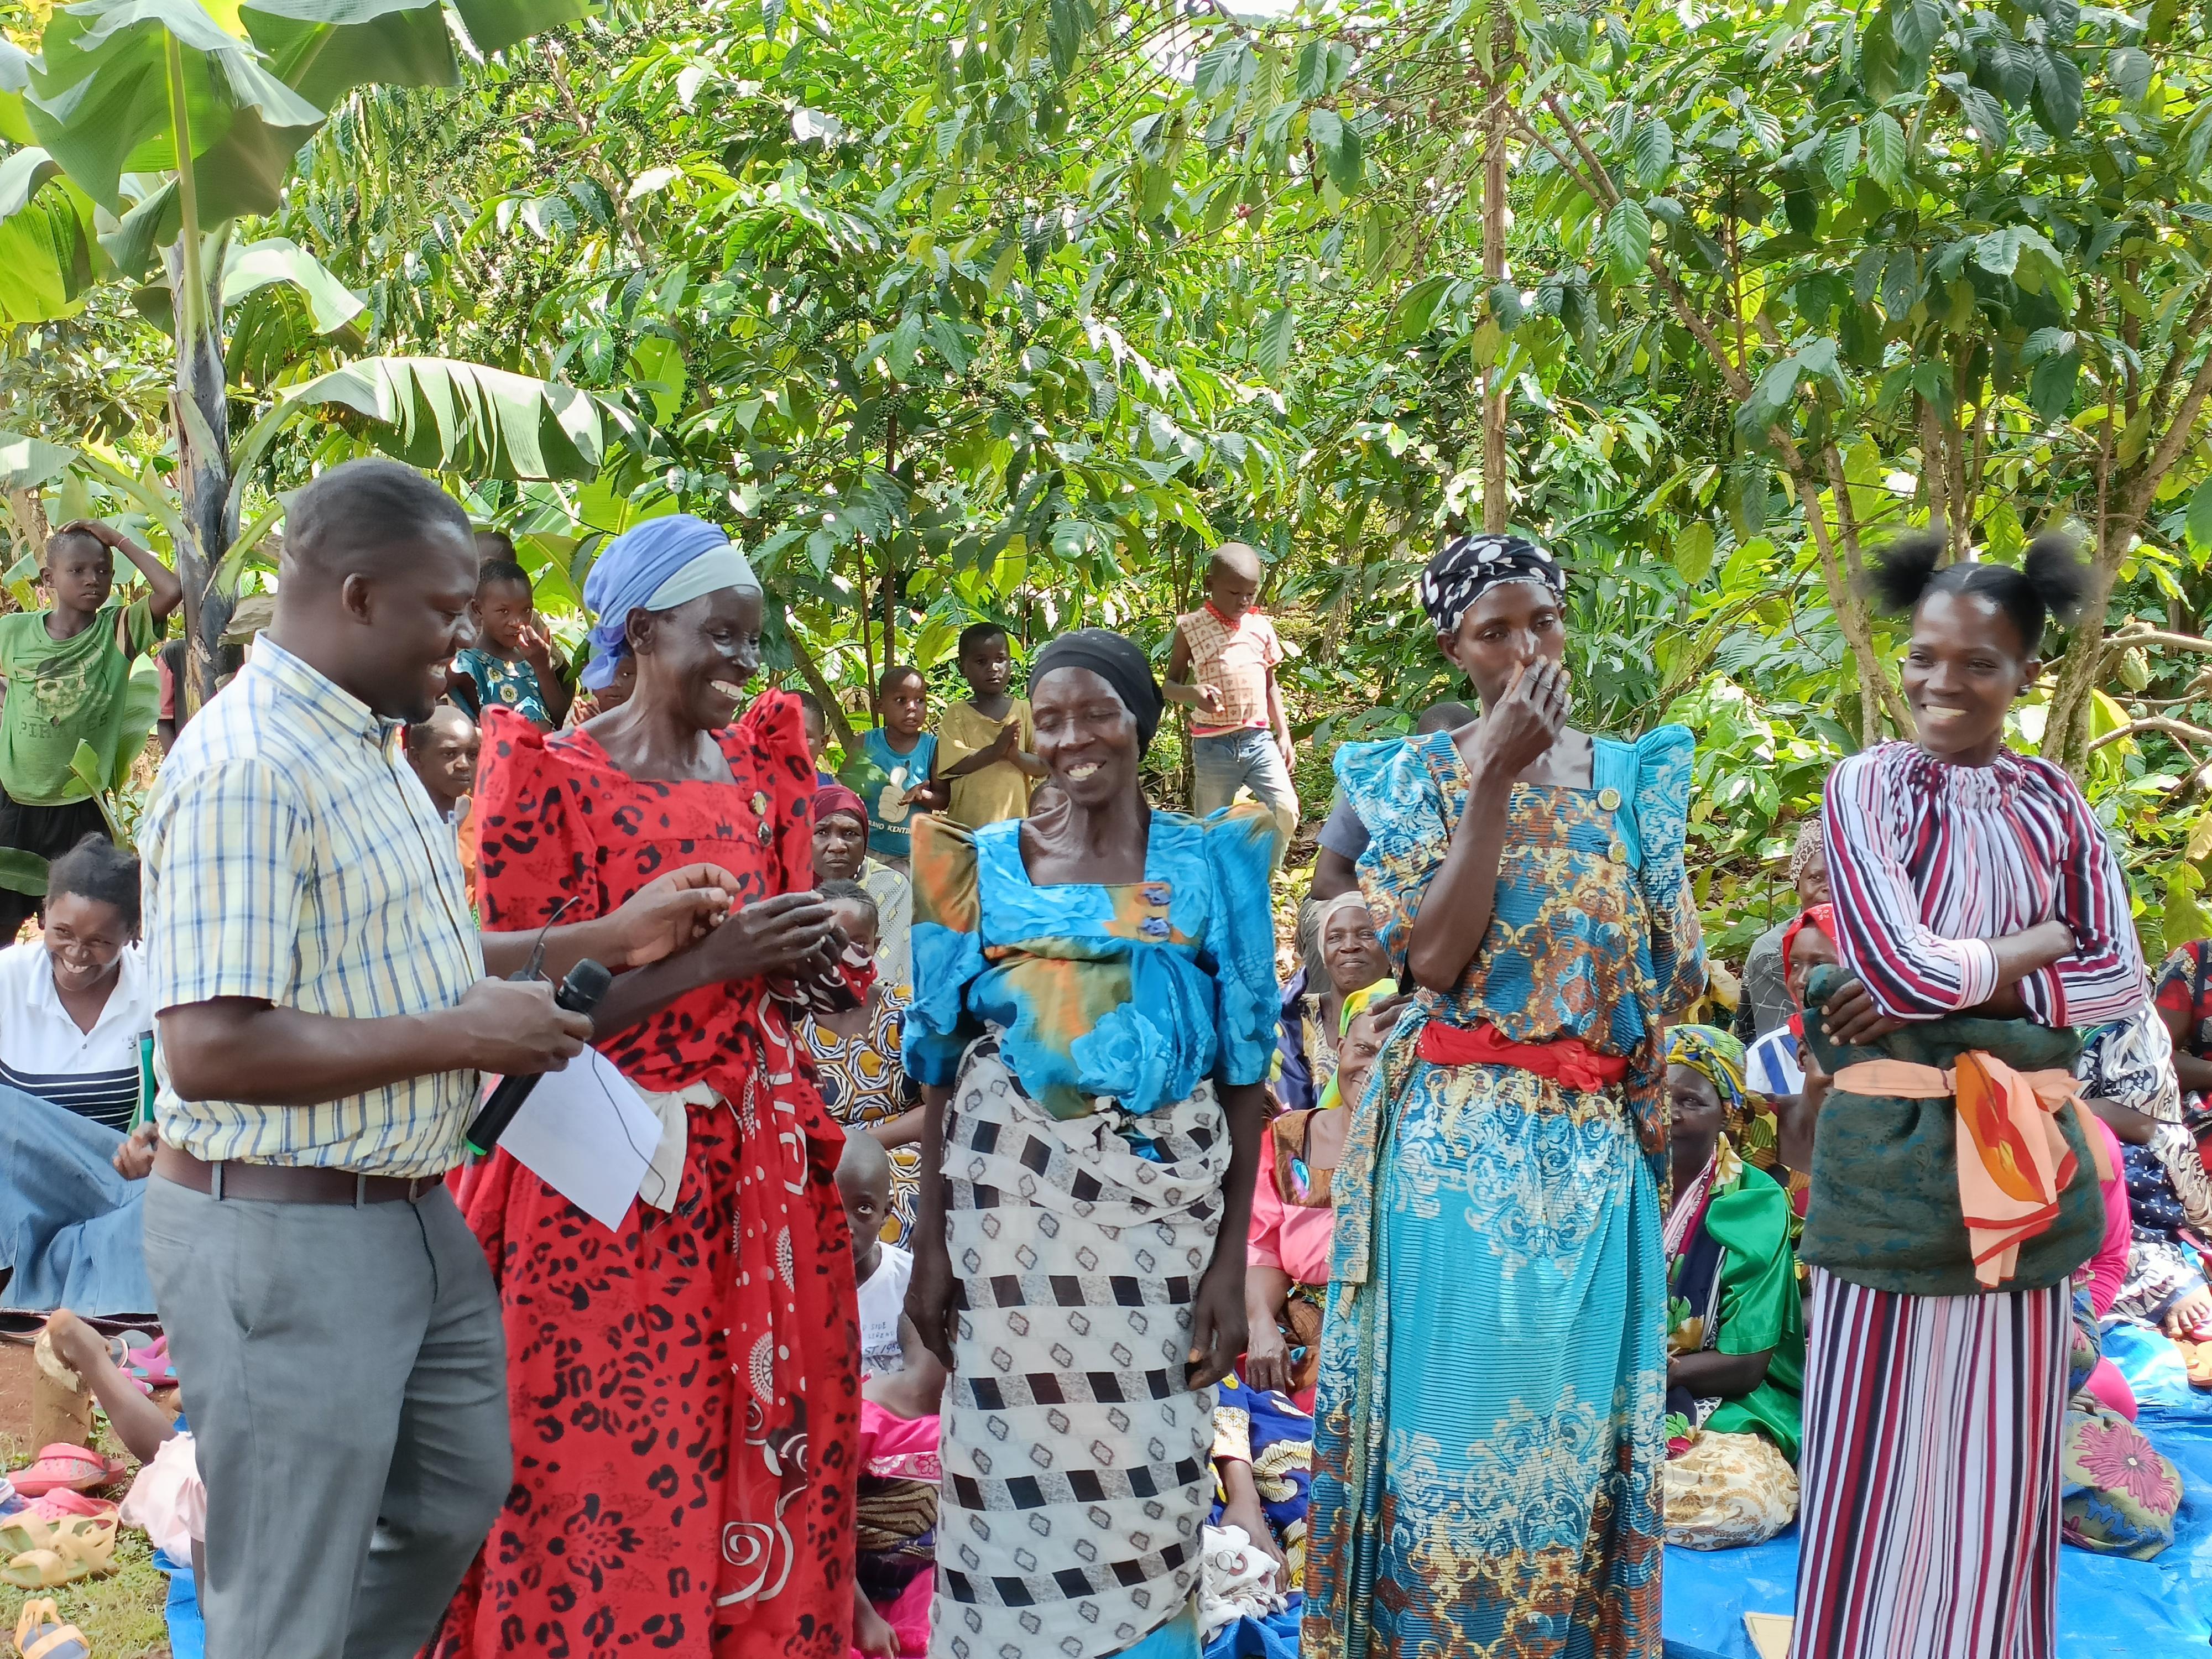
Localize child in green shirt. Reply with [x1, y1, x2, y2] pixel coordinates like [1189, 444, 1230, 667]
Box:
[0, 520, 182, 940]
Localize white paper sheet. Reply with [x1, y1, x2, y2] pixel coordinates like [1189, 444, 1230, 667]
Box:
[495, 1048, 664, 1233]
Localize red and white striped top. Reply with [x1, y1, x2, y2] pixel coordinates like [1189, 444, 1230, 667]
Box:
[1821, 740, 2144, 1028]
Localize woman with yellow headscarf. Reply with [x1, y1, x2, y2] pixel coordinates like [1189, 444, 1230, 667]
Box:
[1661, 1024, 1806, 1549]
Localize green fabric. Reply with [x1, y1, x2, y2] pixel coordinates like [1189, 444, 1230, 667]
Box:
[1700, 1162, 1805, 1462]
[1797, 964, 2101, 1297]
[0, 600, 159, 805]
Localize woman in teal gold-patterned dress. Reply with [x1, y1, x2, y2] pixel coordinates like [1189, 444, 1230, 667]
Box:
[1303, 534, 1705, 1659]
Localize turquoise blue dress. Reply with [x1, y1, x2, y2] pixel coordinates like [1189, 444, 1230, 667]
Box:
[1303, 728, 1704, 1659]
[903, 803, 1282, 1659]
[903, 804, 1281, 1119]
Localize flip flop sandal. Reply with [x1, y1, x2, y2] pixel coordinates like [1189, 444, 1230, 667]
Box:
[7, 1446, 107, 1500]
[0, 1550, 84, 1592]
[13, 1598, 90, 1659]
[2183, 1338, 2212, 1389]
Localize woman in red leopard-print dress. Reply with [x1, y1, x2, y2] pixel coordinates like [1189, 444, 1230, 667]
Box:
[431, 520, 860, 1659]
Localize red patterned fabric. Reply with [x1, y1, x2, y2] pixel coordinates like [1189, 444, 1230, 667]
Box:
[431, 697, 859, 1659]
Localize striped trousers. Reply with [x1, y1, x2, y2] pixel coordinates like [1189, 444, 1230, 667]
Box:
[1790, 1269, 2069, 1659]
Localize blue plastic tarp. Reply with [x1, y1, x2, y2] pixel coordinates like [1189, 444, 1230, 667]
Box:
[1661, 1322, 2212, 1659]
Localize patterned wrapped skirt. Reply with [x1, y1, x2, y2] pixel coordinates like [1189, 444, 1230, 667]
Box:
[930, 1040, 1228, 1659]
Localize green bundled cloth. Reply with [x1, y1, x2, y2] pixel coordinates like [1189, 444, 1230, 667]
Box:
[1797, 965, 2104, 1298]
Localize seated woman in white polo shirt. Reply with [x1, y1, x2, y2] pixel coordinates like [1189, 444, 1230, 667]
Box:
[0, 833, 158, 1314]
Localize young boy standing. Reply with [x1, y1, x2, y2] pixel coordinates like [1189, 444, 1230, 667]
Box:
[1165, 541, 1297, 847]
[857, 665, 939, 870]
[932, 622, 1044, 827]
[449, 560, 570, 729]
[0, 520, 181, 941]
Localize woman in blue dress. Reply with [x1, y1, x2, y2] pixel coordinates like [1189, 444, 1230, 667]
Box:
[904, 628, 1282, 1659]
[1303, 534, 1705, 1659]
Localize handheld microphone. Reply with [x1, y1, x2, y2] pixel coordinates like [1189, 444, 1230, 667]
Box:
[463, 958, 614, 1157]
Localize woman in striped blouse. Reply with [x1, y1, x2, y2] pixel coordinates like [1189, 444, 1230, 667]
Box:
[1793, 534, 2144, 1659]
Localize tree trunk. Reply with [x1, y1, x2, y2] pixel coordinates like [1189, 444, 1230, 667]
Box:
[1479, 11, 1515, 534]
[166, 236, 234, 717]
[784, 605, 858, 754]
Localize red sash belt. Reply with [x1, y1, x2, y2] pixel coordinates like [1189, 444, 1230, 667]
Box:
[1416, 1020, 1630, 1091]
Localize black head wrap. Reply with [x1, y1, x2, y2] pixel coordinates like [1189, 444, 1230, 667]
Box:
[1030, 628, 1164, 753]
[1420, 533, 1567, 638]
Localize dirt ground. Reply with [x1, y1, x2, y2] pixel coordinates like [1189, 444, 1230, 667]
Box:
[0, 1341, 33, 1448]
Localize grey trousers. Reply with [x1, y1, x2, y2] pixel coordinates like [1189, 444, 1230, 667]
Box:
[143, 1174, 510, 1659]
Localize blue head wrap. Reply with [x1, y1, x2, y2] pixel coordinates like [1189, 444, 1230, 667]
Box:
[581, 514, 760, 690]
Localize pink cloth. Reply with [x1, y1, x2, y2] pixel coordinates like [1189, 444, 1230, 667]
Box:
[2086, 1116, 2131, 1319]
[1248, 1121, 1336, 1285]
[852, 1401, 939, 1659]
[2084, 1357, 2138, 1422]
[118, 1431, 202, 1562]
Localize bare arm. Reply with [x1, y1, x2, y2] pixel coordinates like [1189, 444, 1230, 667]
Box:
[1241, 1261, 1296, 1395]
[159, 979, 590, 1108]
[1405, 752, 1516, 992]
[72, 521, 182, 623]
[866, 1104, 924, 1149]
[1670, 1345, 1772, 1397]
[1188, 1078, 1266, 1387]
[2162, 1001, 2212, 1095]
[1266, 670, 1292, 756]
[1825, 919, 2080, 1044]
[1404, 662, 1567, 993]
[479, 864, 742, 984]
[584, 891, 838, 1039]
[906, 1083, 957, 1367]
[1310, 845, 1358, 902]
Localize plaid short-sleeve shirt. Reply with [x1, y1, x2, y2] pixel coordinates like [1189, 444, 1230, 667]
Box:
[140, 636, 484, 1176]
[1177, 603, 1282, 736]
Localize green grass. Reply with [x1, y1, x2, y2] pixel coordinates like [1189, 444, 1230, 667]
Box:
[1, 1427, 174, 1657]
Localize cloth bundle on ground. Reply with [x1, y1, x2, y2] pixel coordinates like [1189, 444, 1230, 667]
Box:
[2060, 1291, 2182, 1558]
[0, 1085, 154, 1316]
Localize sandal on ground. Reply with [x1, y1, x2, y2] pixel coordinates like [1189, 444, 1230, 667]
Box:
[119, 1333, 174, 1391]
[2178, 1337, 2212, 1389]
[25, 1494, 116, 1525]
[9, 1446, 121, 1499]
[11, 1598, 88, 1659]
[0, 1513, 117, 1589]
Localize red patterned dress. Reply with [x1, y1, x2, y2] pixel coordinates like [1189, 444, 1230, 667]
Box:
[430, 695, 858, 1659]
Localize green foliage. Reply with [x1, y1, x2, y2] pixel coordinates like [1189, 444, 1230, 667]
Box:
[4, 0, 2212, 968]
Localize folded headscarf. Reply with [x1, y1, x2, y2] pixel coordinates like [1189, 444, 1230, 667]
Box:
[1789, 815, 1825, 883]
[582, 514, 761, 691]
[1781, 902, 1836, 1039]
[1419, 532, 1566, 639]
[1030, 628, 1164, 752]
[812, 784, 867, 827]
[1782, 902, 1834, 977]
[1667, 1024, 1751, 1138]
